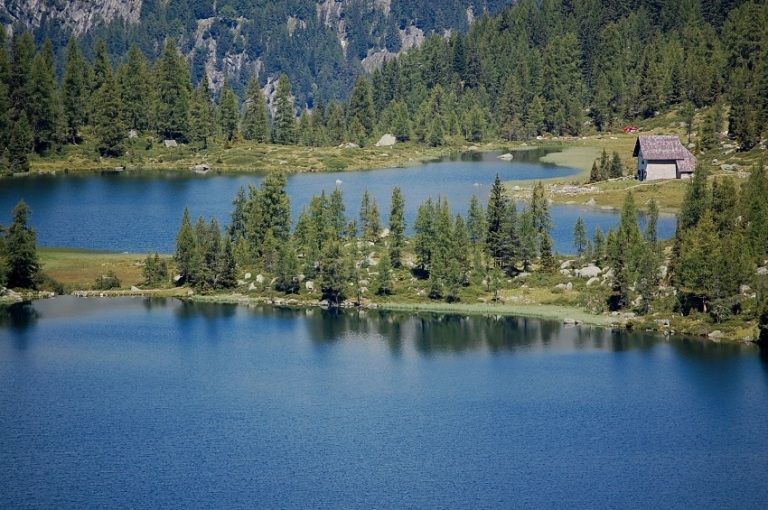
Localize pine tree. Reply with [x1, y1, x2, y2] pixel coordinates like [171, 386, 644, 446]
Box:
[319, 241, 350, 305]
[573, 217, 587, 258]
[9, 31, 35, 118]
[8, 112, 32, 173]
[241, 74, 269, 142]
[4, 201, 39, 289]
[189, 77, 213, 148]
[328, 187, 347, 240]
[741, 162, 768, 261]
[174, 208, 199, 286]
[348, 76, 375, 139]
[467, 195, 486, 251]
[376, 251, 394, 296]
[93, 66, 125, 157]
[272, 74, 295, 145]
[609, 151, 624, 178]
[414, 198, 436, 272]
[27, 41, 58, 154]
[589, 161, 602, 183]
[388, 187, 406, 267]
[155, 38, 191, 141]
[219, 82, 239, 141]
[119, 44, 153, 131]
[62, 36, 90, 143]
[486, 173, 510, 268]
[539, 232, 556, 273]
[275, 239, 300, 294]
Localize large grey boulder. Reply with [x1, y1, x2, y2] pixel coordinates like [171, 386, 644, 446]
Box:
[576, 265, 602, 278]
[375, 134, 396, 147]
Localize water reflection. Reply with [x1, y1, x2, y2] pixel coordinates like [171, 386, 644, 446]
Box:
[1, 297, 761, 359]
[0, 301, 40, 329]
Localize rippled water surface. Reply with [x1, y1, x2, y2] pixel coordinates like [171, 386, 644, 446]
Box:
[1, 297, 766, 508]
[0, 150, 675, 253]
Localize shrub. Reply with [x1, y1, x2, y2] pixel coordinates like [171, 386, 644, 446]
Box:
[93, 270, 121, 290]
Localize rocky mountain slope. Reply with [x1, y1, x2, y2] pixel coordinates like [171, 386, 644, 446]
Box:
[1, 0, 512, 104]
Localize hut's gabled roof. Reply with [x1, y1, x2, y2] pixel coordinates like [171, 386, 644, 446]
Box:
[633, 135, 691, 160]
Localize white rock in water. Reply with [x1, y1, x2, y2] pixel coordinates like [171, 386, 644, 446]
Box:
[497, 153, 514, 160]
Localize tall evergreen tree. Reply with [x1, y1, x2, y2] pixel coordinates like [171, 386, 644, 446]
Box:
[219, 81, 239, 141]
[155, 39, 191, 140]
[272, 74, 296, 145]
[93, 68, 125, 157]
[348, 76, 375, 139]
[3, 201, 39, 289]
[486, 174, 510, 268]
[389, 187, 406, 267]
[119, 44, 153, 131]
[62, 36, 90, 143]
[241, 74, 269, 142]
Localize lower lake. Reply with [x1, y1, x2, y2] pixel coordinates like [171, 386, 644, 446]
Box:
[0, 150, 675, 254]
[1, 297, 766, 508]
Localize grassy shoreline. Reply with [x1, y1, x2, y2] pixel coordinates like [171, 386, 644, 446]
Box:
[28, 248, 759, 345]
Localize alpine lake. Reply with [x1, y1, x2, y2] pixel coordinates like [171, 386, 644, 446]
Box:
[2, 149, 767, 508]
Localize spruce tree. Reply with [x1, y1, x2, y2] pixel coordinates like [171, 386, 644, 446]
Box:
[93, 65, 125, 157]
[155, 38, 191, 141]
[174, 208, 199, 286]
[348, 76, 375, 138]
[389, 187, 406, 267]
[219, 82, 239, 141]
[376, 252, 394, 296]
[8, 112, 32, 173]
[241, 74, 269, 142]
[119, 44, 153, 131]
[573, 217, 587, 258]
[486, 174, 510, 268]
[62, 36, 90, 143]
[4, 201, 39, 289]
[272, 74, 295, 145]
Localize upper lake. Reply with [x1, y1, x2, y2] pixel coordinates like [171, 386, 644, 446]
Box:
[1, 296, 766, 508]
[0, 149, 675, 254]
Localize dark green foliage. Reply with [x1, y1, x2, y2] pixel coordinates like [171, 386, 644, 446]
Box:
[93, 270, 121, 290]
[539, 232, 556, 273]
[607, 192, 643, 310]
[143, 253, 169, 287]
[174, 207, 200, 285]
[241, 74, 270, 142]
[319, 241, 350, 305]
[8, 112, 32, 173]
[119, 44, 153, 131]
[188, 73, 214, 148]
[376, 252, 394, 296]
[2, 201, 39, 289]
[272, 74, 295, 145]
[609, 152, 624, 178]
[219, 82, 239, 141]
[388, 187, 406, 267]
[573, 217, 587, 258]
[486, 174, 511, 269]
[154, 39, 190, 141]
[92, 64, 125, 157]
[275, 239, 300, 294]
[62, 36, 90, 143]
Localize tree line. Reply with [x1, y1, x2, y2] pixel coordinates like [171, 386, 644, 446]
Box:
[2, 1, 766, 173]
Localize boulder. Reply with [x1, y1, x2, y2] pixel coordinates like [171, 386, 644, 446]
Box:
[375, 134, 396, 147]
[497, 153, 514, 161]
[560, 260, 575, 269]
[256, 274, 265, 284]
[248, 282, 258, 291]
[586, 277, 600, 287]
[338, 142, 360, 149]
[244, 272, 252, 280]
[163, 139, 177, 148]
[758, 267, 768, 276]
[305, 281, 315, 291]
[585, 198, 596, 206]
[237, 280, 247, 287]
[576, 265, 602, 278]
[131, 286, 141, 292]
[559, 269, 571, 276]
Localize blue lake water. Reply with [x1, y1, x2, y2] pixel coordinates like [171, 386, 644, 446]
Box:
[1, 296, 767, 509]
[0, 150, 675, 254]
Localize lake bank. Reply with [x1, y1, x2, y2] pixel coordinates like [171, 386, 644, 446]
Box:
[32, 249, 757, 345]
